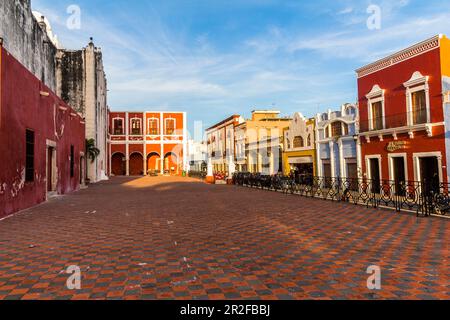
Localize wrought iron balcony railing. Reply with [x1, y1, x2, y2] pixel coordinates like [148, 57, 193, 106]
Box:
[359, 111, 429, 133]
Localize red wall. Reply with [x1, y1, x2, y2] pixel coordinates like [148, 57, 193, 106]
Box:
[357, 47, 447, 182]
[358, 48, 443, 125]
[0, 47, 85, 218]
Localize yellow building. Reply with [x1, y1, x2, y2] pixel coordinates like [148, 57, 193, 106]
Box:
[235, 110, 291, 174]
[282, 113, 317, 177]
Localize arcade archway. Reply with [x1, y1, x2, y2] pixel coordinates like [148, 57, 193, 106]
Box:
[129, 152, 144, 176]
[111, 152, 126, 176]
[147, 152, 160, 175]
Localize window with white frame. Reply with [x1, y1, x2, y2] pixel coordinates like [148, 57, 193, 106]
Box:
[404, 71, 430, 126]
[366, 85, 385, 131]
[148, 118, 159, 135]
[165, 118, 176, 135]
[113, 118, 124, 135]
[131, 118, 142, 135]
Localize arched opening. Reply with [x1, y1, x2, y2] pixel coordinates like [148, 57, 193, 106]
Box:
[111, 153, 126, 176]
[129, 152, 144, 176]
[147, 152, 160, 175]
[164, 152, 179, 175]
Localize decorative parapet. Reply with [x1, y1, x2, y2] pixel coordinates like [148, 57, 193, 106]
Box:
[356, 35, 441, 79]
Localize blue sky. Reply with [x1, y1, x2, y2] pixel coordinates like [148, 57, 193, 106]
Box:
[32, 0, 450, 133]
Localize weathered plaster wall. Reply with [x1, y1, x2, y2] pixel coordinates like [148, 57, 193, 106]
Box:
[0, 46, 85, 218]
[57, 41, 109, 183]
[56, 50, 85, 114]
[0, 0, 57, 91]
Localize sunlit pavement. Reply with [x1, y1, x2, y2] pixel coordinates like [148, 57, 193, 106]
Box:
[0, 176, 448, 300]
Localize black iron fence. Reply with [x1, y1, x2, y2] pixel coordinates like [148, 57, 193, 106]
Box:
[232, 172, 449, 217]
[188, 171, 207, 180]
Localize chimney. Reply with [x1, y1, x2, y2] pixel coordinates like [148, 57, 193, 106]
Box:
[39, 15, 47, 31]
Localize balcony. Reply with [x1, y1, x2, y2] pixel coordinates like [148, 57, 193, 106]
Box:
[359, 111, 429, 134]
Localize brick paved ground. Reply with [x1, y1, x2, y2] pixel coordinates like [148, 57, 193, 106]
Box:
[0, 176, 448, 300]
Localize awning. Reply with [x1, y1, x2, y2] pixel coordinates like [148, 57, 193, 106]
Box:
[288, 156, 313, 164]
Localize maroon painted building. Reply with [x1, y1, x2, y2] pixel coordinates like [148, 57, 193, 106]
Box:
[0, 45, 86, 218]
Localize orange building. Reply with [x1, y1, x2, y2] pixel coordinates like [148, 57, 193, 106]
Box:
[108, 111, 187, 176]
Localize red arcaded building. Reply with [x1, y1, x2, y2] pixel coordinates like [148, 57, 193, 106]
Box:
[356, 35, 450, 188]
[108, 111, 187, 176]
[0, 45, 86, 218]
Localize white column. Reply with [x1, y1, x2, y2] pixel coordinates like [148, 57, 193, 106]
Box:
[126, 143, 130, 176]
[160, 112, 164, 175]
[228, 154, 235, 178]
[143, 113, 147, 176]
[329, 141, 335, 178]
[338, 139, 345, 179]
[125, 113, 130, 176]
[143, 151, 147, 176]
[108, 142, 112, 176]
[356, 137, 363, 179]
[183, 112, 188, 172]
[207, 157, 214, 177]
[316, 141, 322, 177]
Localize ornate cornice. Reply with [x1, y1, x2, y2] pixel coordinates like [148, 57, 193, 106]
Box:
[356, 35, 442, 79]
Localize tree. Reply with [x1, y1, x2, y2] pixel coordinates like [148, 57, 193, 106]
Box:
[86, 139, 100, 163]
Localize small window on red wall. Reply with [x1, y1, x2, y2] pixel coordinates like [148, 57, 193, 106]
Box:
[148, 118, 159, 135]
[131, 118, 142, 135]
[113, 119, 124, 135]
[165, 118, 176, 135]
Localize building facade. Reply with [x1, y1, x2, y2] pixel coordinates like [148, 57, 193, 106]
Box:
[356, 34, 450, 189]
[235, 110, 290, 175]
[56, 39, 109, 183]
[0, 2, 109, 184]
[108, 111, 187, 176]
[187, 140, 207, 172]
[0, 44, 85, 218]
[0, 0, 58, 91]
[316, 104, 359, 180]
[206, 115, 244, 174]
[282, 113, 316, 178]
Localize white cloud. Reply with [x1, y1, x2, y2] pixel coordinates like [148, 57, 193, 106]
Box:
[338, 7, 354, 15]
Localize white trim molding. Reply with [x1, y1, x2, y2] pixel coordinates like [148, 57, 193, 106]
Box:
[147, 117, 160, 136]
[112, 117, 125, 136]
[165, 117, 177, 136]
[365, 155, 382, 180]
[388, 153, 408, 182]
[412, 151, 443, 183]
[130, 117, 143, 136]
[366, 85, 386, 131]
[403, 71, 431, 126]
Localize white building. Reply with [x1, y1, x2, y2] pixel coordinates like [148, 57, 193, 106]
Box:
[315, 104, 360, 180]
[56, 39, 109, 183]
[187, 140, 208, 172]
